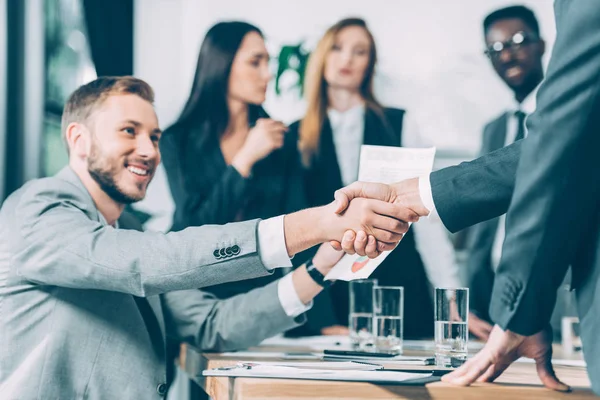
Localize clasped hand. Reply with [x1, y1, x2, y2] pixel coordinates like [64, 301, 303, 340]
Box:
[330, 178, 429, 258]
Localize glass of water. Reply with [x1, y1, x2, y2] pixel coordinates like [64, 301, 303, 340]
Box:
[349, 279, 377, 349]
[434, 288, 469, 367]
[373, 286, 404, 354]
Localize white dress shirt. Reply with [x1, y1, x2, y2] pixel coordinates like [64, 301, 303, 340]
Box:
[327, 105, 462, 290]
[418, 87, 539, 272]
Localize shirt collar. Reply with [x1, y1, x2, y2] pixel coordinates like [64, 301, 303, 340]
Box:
[513, 84, 539, 115]
[327, 104, 365, 127]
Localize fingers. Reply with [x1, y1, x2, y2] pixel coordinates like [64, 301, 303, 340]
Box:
[353, 231, 368, 256]
[329, 240, 342, 251]
[257, 118, 288, 132]
[476, 362, 510, 383]
[377, 240, 396, 252]
[536, 355, 571, 392]
[332, 182, 393, 214]
[365, 235, 380, 259]
[340, 230, 357, 255]
[333, 183, 362, 214]
[442, 351, 494, 386]
[255, 119, 287, 149]
[371, 199, 419, 224]
[369, 227, 404, 244]
[337, 231, 381, 260]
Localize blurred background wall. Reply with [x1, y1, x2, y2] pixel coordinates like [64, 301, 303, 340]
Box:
[1, 0, 556, 231]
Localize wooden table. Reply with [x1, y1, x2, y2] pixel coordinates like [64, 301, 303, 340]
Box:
[179, 342, 595, 399]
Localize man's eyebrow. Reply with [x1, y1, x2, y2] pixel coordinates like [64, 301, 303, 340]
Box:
[121, 119, 142, 126]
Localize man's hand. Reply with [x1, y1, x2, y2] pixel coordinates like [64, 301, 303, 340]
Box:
[312, 243, 344, 275]
[333, 178, 430, 217]
[442, 325, 570, 392]
[329, 178, 429, 254]
[320, 198, 413, 258]
[468, 312, 493, 341]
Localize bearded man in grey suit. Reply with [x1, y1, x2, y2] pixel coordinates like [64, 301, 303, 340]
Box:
[335, 0, 600, 393]
[0, 76, 413, 399]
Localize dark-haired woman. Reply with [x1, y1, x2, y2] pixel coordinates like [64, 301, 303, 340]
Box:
[160, 21, 313, 299]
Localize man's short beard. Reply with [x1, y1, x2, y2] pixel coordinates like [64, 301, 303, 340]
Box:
[87, 143, 143, 205]
[88, 166, 140, 205]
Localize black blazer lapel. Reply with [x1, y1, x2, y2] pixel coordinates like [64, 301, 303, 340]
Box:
[306, 117, 344, 207]
[363, 108, 401, 146]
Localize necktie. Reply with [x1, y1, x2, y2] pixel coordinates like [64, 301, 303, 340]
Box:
[514, 110, 526, 142]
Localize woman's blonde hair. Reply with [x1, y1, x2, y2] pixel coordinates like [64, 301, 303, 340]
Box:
[299, 17, 383, 166]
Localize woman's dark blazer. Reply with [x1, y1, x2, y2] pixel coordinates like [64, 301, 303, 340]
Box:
[160, 113, 308, 299]
[287, 107, 435, 339]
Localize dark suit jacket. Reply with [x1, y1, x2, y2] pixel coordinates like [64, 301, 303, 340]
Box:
[160, 114, 308, 299]
[288, 107, 435, 339]
[429, 0, 600, 392]
[465, 113, 509, 322]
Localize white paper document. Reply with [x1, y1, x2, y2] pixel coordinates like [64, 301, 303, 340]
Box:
[325, 146, 436, 281]
[203, 362, 433, 383]
[219, 351, 321, 360]
[260, 334, 353, 350]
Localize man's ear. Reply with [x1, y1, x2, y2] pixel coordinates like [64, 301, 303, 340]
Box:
[538, 38, 546, 57]
[65, 122, 90, 159]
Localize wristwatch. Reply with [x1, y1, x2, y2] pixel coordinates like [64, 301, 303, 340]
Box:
[305, 259, 334, 288]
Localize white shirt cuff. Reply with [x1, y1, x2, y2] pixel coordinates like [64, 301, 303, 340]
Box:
[258, 216, 293, 269]
[418, 173, 437, 217]
[277, 273, 313, 317]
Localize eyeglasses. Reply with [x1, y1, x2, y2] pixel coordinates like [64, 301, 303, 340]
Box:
[484, 31, 538, 60]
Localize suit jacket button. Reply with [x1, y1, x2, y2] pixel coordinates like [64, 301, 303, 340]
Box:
[225, 247, 233, 256]
[156, 383, 167, 396]
[231, 245, 240, 255]
[220, 248, 227, 258]
[213, 249, 221, 259]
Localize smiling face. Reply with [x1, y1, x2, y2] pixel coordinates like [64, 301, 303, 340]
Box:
[80, 94, 161, 204]
[228, 31, 271, 105]
[485, 18, 545, 95]
[324, 25, 372, 91]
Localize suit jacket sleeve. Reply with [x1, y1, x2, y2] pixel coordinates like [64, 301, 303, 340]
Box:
[161, 280, 305, 352]
[13, 178, 271, 297]
[489, 0, 600, 335]
[429, 140, 521, 233]
[160, 132, 252, 228]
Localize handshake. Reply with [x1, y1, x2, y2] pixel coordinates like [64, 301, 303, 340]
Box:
[304, 177, 431, 259]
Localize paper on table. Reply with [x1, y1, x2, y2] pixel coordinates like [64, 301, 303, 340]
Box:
[322, 353, 434, 365]
[223, 361, 382, 371]
[260, 334, 353, 350]
[203, 364, 433, 383]
[219, 351, 321, 360]
[325, 146, 436, 281]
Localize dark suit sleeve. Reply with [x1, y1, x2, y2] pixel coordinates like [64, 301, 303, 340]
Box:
[488, 0, 600, 335]
[430, 140, 521, 233]
[160, 132, 252, 229]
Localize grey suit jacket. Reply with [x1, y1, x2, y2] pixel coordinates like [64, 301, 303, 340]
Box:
[465, 113, 509, 321]
[431, 0, 600, 393]
[0, 167, 303, 399]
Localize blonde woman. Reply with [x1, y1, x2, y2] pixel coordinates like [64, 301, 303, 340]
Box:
[288, 18, 473, 339]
